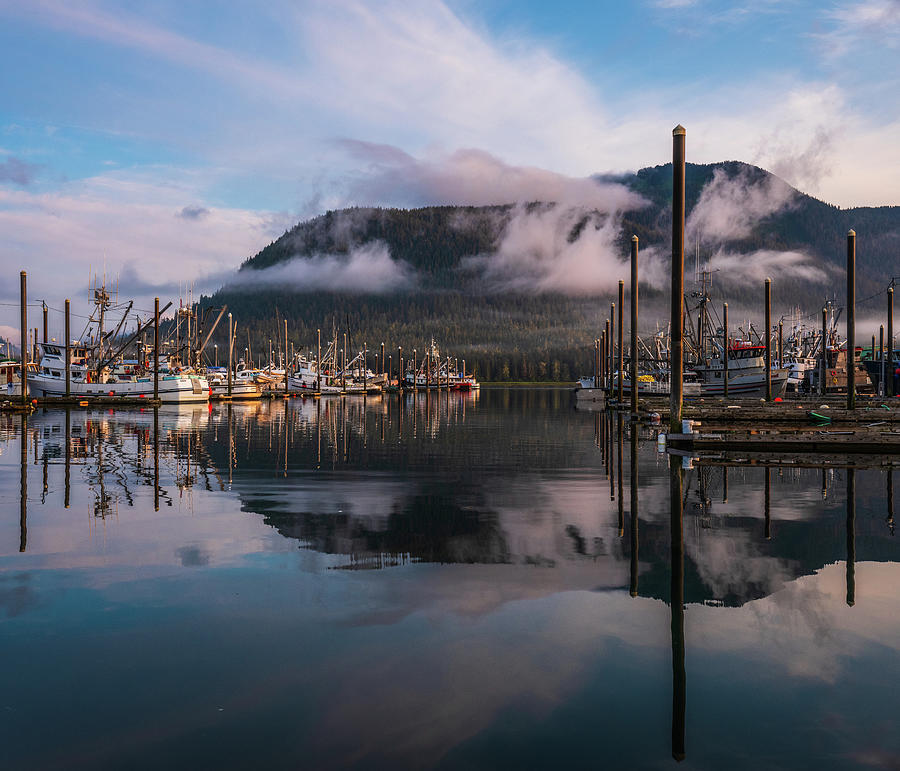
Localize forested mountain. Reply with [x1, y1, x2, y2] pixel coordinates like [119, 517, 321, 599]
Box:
[198, 162, 899, 381]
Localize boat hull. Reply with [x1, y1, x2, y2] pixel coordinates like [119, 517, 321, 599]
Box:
[27, 375, 209, 403]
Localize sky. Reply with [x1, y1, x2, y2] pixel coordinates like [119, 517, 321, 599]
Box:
[0, 0, 899, 339]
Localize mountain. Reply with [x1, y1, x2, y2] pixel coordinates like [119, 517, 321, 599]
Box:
[201, 162, 900, 381]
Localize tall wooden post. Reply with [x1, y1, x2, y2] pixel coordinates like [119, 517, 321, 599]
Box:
[778, 321, 783, 368]
[226, 313, 233, 398]
[723, 303, 729, 398]
[605, 319, 611, 391]
[594, 338, 599, 389]
[381, 342, 385, 379]
[317, 328, 322, 393]
[630, 236, 639, 417]
[670, 126, 686, 432]
[765, 277, 772, 401]
[42, 303, 48, 344]
[609, 303, 615, 393]
[820, 306, 828, 396]
[64, 299, 71, 398]
[880, 325, 885, 395]
[284, 318, 289, 393]
[20, 272, 27, 405]
[847, 230, 856, 409]
[398, 346, 402, 387]
[888, 287, 894, 397]
[617, 280, 624, 403]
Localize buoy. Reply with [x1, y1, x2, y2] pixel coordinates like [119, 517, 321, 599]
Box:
[774, 396, 783, 402]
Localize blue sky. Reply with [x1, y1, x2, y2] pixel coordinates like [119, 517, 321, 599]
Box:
[0, 0, 898, 334]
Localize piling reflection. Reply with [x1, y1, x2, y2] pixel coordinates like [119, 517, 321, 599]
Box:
[20, 413, 27, 553]
[669, 452, 686, 762]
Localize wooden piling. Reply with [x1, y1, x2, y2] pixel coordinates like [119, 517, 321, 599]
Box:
[317, 329, 322, 393]
[880, 325, 885, 394]
[821, 306, 828, 397]
[670, 125, 686, 432]
[20, 271, 27, 406]
[888, 287, 894, 398]
[778, 321, 783, 369]
[42, 303, 48, 344]
[765, 277, 772, 401]
[284, 319, 289, 393]
[630, 236, 639, 417]
[64, 299, 71, 398]
[847, 230, 856, 409]
[617, 281, 624, 403]
[723, 303, 729, 398]
[609, 303, 615, 393]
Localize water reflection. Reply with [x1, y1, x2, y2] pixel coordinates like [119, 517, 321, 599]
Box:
[3, 392, 900, 769]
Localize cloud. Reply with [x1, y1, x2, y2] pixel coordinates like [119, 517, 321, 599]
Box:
[0, 155, 39, 186]
[225, 241, 414, 294]
[338, 141, 644, 209]
[462, 203, 641, 295]
[820, 0, 900, 56]
[177, 205, 210, 220]
[704, 248, 829, 285]
[0, 168, 283, 322]
[687, 166, 796, 245]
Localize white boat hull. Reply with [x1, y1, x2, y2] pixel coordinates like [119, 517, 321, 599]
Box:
[27, 375, 209, 403]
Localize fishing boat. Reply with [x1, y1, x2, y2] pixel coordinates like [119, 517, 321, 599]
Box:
[206, 366, 261, 399]
[29, 341, 209, 402]
[691, 341, 790, 397]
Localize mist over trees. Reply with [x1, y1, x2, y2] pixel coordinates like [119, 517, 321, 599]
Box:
[199, 162, 900, 380]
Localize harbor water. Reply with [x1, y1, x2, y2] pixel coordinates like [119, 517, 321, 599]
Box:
[1, 389, 899, 769]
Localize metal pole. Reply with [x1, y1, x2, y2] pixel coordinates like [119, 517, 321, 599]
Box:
[630, 236, 639, 417]
[765, 277, 772, 401]
[154, 298, 160, 401]
[723, 303, 729, 398]
[63, 299, 71, 398]
[670, 125, 686, 432]
[617, 280, 624, 404]
[20, 272, 27, 405]
[847, 230, 856, 410]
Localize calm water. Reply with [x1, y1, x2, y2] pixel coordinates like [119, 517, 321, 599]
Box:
[1, 389, 899, 770]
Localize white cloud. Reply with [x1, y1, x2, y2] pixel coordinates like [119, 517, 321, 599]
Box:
[687, 166, 796, 245]
[225, 241, 414, 294]
[0, 168, 285, 322]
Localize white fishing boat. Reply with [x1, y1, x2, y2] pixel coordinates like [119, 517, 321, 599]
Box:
[28, 342, 209, 402]
[692, 341, 789, 397]
[207, 367, 261, 399]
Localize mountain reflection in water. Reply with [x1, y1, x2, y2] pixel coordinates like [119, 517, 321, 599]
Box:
[1, 389, 899, 770]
